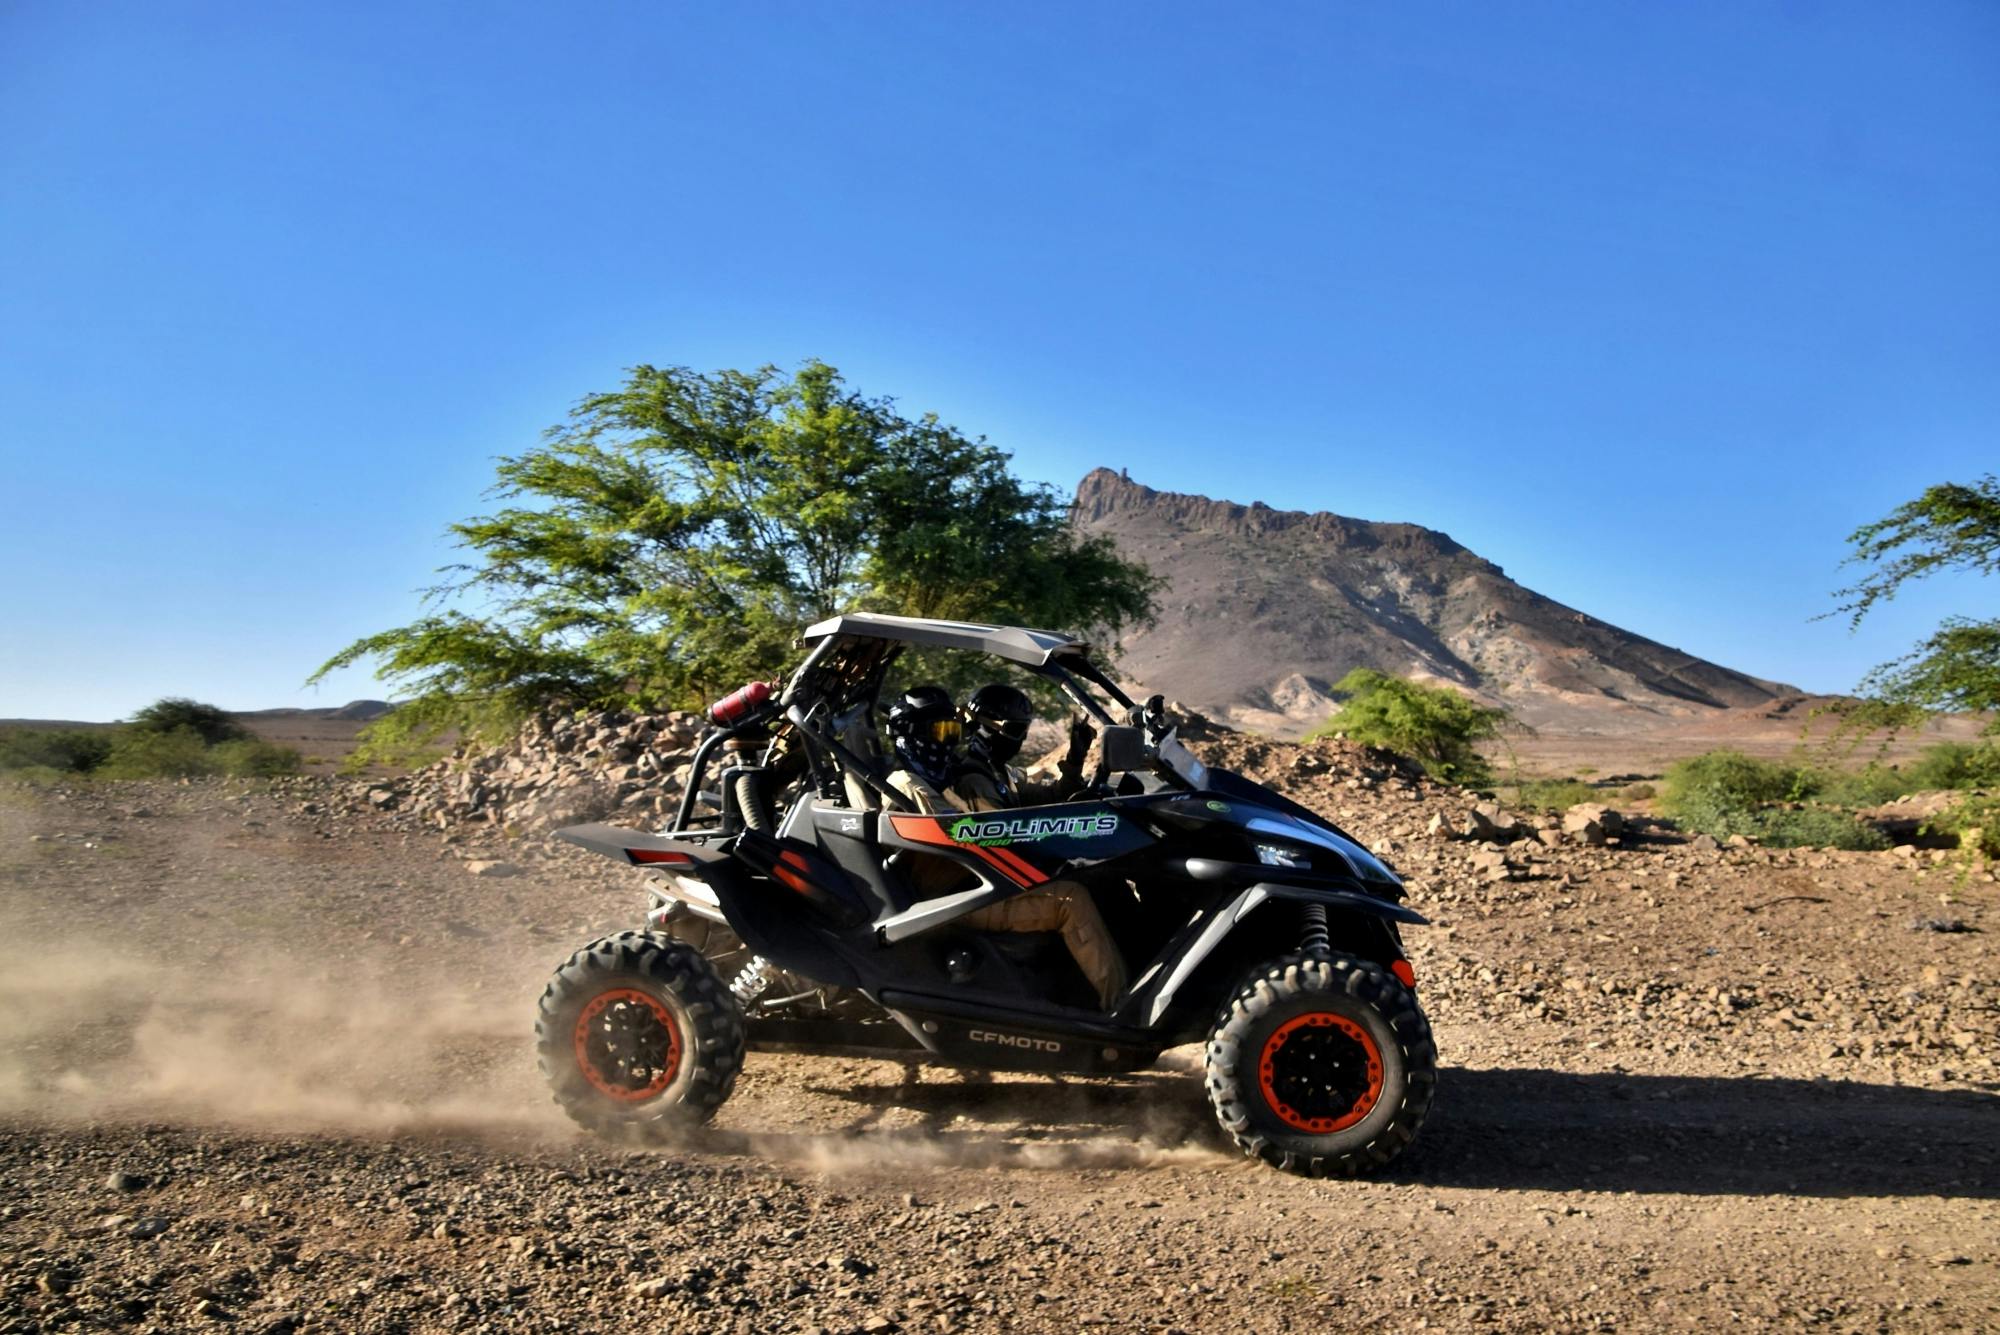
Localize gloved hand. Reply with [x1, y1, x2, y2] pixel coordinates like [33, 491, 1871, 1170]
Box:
[1059, 714, 1097, 780]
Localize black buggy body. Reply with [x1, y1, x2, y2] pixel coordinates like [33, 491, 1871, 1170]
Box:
[537, 613, 1437, 1176]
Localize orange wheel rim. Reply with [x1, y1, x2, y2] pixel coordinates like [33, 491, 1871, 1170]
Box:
[573, 987, 682, 1102]
[1257, 1011, 1384, 1134]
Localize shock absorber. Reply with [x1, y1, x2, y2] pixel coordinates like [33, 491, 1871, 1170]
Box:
[1299, 902, 1330, 957]
[731, 956, 775, 1005]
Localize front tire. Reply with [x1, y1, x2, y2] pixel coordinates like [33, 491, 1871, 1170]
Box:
[1205, 952, 1435, 1177]
[536, 931, 744, 1140]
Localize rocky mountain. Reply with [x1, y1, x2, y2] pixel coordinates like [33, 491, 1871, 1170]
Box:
[1073, 469, 1795, 736]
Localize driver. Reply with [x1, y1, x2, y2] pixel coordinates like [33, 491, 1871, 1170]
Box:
[883, 685, 1127, 1010]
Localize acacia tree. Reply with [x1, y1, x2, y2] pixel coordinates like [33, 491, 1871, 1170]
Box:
[314, 361, 1157, 742]
[1834, 473, 2000, 730]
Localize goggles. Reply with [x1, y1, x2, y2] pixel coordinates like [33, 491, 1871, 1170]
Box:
[970, 712, 1029, 740]
[921, 718, 963, 744]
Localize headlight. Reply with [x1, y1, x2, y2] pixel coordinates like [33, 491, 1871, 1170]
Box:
[1255, 842, 1310, 869]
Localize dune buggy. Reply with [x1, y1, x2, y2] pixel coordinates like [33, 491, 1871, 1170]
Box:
[537, 613, 1435, 1176]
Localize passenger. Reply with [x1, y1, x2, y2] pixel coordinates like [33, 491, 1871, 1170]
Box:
[956, 682, 1095, 808]
[883, 685, 1127, 1010]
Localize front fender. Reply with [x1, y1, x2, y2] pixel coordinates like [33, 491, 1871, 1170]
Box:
[1233, 880, 1428, 927]
[1137, 881, 1424, 1028]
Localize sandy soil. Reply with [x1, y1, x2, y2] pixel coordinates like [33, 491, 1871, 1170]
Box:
[1, 775, 1995, 1334]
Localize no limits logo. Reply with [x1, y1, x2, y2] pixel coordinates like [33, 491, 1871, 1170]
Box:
[947, 813, 1119, 847]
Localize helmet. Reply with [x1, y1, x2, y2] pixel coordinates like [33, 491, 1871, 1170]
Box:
[885, 684, 962, 783]
[964, 682, 1034, 765]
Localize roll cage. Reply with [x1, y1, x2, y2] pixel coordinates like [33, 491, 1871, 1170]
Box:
[669, 613, 1181, 833]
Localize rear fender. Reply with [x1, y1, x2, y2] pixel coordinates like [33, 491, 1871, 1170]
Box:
[555, 822, 729, 870]
[554, 822, 861, 989]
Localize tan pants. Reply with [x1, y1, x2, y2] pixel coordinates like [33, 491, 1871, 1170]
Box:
[962, 881, 1128, 1009]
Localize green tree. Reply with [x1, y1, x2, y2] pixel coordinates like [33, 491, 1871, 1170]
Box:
[314, 361, 1157, 735]
[129, 697, 251, 745]
[1835, 474, 2000, 730]
[1306, 668, 1507, 783]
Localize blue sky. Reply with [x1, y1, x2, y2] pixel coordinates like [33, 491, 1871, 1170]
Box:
[2, 2, 1994, 719]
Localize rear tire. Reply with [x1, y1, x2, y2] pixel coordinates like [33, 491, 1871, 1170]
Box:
[1204, 952, 1435, 1177]
[536, 931, 744, 1140]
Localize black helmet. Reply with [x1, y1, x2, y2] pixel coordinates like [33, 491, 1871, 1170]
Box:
[885, 684, 962, 782]
[965, 682, 1033, 765]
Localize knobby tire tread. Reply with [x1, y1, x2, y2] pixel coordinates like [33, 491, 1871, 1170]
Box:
[1204, 952, 1436, 1178]
[535, 930, 745, 1141]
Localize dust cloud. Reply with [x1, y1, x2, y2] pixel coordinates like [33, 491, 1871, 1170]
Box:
[0, 929, 1229, 1173]
[0, 936, 555, 1137]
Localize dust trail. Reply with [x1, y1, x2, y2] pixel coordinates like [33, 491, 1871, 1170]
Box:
[0, 938, 560, 1137]
[703, 1126, 1230, 1174]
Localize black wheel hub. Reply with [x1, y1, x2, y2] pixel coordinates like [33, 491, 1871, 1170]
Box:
[1259, 1011, 1384, 1133]
[574, 989, 681, 1101]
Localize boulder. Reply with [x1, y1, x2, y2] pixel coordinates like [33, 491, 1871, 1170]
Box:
[1461, 802, 1530, 844]
[1562, 803, 1626, 847]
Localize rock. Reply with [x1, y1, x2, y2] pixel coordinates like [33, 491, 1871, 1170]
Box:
[1465, 803, 1529, 843]
[127, 1216, 172, 1239]
[1859, 790, 1964, 846]
[1562, 804, 1626, 847]
[1690, 833, 1720, 851]
[462, 860, 521, 878]
[106, 1169, 146, 1192]
[366, 787, 398, 809]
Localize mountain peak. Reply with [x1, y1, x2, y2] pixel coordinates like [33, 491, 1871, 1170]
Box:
[1076, 472, 1791, 736]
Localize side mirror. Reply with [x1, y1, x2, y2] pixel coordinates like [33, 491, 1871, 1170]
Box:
[1098, 724, 1148, 773]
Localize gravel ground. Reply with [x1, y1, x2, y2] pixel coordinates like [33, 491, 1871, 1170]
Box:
[1, 768, 1995, 1333]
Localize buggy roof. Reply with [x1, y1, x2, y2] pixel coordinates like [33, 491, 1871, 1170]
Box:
[800, 613, 1091, 667]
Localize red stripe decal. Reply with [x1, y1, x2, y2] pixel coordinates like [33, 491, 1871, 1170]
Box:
[985, 844, 1050, 885]
[629, 849, 693, 865]
[886, 814, 1048, 887]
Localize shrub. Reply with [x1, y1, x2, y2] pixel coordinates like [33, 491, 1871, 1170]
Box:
[1509, 778, 1600, 810]
[128, 698, 251, 745]
[1746, 807, 1890, 851]
[1660, 751, 1808, 815]
[97, 726, 221, 779]
[1620, 782, 1657, 802]
[1925, 794, 2000, 859]
[210, 739, 303, 777]
[1903, 741, 2000, 792]
[0, 727, 114, 774]
[1307, 669, 1507, 784]
[1810, 762, 1911, 809]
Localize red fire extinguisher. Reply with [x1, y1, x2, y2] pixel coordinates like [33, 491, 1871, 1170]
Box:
[708, 680, 779, 726]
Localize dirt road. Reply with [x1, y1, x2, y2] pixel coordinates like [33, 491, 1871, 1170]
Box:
[2, 778, 1994, 1333]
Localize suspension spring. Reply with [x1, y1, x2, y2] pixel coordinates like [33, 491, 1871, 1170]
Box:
[730, 956, 776, 1004]
[1299, 902, 1330, 956]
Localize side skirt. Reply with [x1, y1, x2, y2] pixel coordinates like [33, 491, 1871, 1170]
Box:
[878, 990, 1163, 1074]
